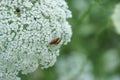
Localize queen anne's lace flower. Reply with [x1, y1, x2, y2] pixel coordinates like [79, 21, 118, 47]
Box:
[111, 3, 120, 34]
[0, 0, 72, 80]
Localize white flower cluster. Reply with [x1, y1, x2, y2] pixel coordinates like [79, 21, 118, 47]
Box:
[0, 0, 72, 80]
[56, 53, 94, 80]
[111, 3, 120, 34]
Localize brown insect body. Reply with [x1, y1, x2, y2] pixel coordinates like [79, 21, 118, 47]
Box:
[50, 38, 62, 45]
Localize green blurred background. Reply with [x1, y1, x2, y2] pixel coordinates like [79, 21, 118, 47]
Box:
[21, 0, 120, 80]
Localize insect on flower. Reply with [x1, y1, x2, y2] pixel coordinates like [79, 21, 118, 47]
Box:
[50, 38, 62, 45]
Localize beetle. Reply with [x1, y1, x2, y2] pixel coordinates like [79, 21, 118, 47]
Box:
[50, 38, 62, 45]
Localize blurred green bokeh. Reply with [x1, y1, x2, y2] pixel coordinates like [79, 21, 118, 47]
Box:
[22, 0, 120, 80]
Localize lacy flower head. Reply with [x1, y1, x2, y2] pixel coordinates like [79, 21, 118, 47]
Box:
[111, 3, 120, 34]
[0, 0, 72, 80]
